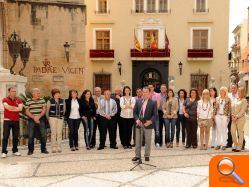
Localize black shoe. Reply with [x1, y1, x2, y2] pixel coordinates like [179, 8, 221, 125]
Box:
[131, 144, 135, 147]
[132, 157, 140, 161]
[235, 149, 241, 152]
[232, 148, 236, 152]
[97, 147, 104, 150]
[110, 146, 118, 149]
[89, 145, 95, 149]
[27, 151, 33, 155]
[86, 146, 91, 150]
[41, 150, 49, 154]
[71, 148, 75, 151]
[211, 146, 215, 149]
[75, 147, 79, 151]
[193, 146, 197, 149]
[185, 145, 191, 149]
[145, 157, 150, 162]
[123, 146, 128, 149]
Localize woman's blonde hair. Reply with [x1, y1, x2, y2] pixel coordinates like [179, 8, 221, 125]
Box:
[202, 89, 210, 102]
[238, 87, 246, 98]
[219, 86, 228, 98]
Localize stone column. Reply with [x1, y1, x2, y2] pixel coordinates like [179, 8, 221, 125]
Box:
[0, 2, 28, 143]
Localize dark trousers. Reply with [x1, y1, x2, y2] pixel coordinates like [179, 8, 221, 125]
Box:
[99, 116, 116, 148]
[176, 114, 186, 143]
[186, 118, 198, 147]
[2, 120, 20, 154]
[28, 117, 47, 152]
[119, 117, 134, 147]
[227, 116, 233, 146]
[114, 114, 119, 146]
[82, 117, 94, 147]
[91, 114, 100, 146]
[68, 118, 81, 148]
[158, 110, 165, 145]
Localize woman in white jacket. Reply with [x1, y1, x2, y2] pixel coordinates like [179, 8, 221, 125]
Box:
[119, 86, 136, 149]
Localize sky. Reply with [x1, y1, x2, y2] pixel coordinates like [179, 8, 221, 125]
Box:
[229, 0, 249, 48]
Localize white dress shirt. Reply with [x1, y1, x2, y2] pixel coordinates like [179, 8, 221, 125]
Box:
[69, 99, 80, 119]
[99, 98, 117, 117]
[120, 96, 136, 118]
[228, 92, 238, 104]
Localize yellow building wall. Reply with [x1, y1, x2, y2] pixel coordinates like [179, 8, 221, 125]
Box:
[85, 0, 230, 93]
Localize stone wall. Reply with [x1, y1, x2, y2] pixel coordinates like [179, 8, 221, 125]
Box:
[4, 0, 86, 98]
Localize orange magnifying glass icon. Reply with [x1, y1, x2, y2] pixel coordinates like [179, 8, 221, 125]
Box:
[217, 157, 245, 185]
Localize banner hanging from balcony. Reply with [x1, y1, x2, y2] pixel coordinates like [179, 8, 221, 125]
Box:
[165, 30, 170, 49]
[150, 33, 158, 49]
[134, 31, 142, 52]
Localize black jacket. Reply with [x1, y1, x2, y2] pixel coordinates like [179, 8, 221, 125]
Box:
[111, 94, 121, 116]
[64, 98, 83, 119]
[81, 98, 96, 118]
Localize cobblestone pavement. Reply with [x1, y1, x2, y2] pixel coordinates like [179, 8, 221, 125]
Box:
[0, 119, 249, 187]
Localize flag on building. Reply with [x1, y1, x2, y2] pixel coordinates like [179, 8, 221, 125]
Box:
[134, 31, 142, 52]
[150, 33, 158, 49]
[165, 30, 170, 49]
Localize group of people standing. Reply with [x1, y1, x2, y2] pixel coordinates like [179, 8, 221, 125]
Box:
[1, 83, 247, 162]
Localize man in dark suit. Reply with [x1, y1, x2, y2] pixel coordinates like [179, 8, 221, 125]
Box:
[132, 87, 157, 162]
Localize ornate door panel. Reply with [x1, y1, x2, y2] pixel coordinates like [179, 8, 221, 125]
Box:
[190, 73, 209, 95]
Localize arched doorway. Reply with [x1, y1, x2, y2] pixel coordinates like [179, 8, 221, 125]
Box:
[141, 68, 162, 92]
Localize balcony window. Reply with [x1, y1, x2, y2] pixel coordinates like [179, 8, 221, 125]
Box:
[159, 0, 168, 13]
[147, 0, 156, 13]
[195, 0, 207, 13]
[193, 30, 208, 49]
[135, 0, 144, 13]
[144, 30, 158, 49]
[96, 31, 110, 50]
[97, 0, 108, 14]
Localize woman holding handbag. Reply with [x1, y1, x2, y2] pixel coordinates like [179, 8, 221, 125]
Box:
[197, 89, 214, 150]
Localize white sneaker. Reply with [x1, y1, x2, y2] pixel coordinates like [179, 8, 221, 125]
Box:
[1, 153, 7, 158]
[13, 152, 21, 156]
[156, 143, 160, 148]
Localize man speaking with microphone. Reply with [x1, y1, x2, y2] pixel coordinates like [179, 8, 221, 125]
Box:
[132, 87, 157, 162]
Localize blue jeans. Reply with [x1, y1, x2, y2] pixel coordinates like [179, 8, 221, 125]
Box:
[82, 117, 94, 147]
[164, 118, 177, 143]
[28, 117, 47, 152]
[154, 114, 160, 144]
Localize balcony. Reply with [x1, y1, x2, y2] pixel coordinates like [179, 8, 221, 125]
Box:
[89, 49, 114, 61]
[131, 48, 170, 60]
[187, 49, 213, 61]
[131, 9, 171, 14]
[95, 10, 110, 15]
[193, 8, 209, 13]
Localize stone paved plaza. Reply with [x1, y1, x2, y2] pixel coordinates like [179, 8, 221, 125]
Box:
[0, 120, 248, 187]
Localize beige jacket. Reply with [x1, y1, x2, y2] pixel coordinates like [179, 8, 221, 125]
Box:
[162, 98, 178, 119]
[232, 98, 248, 120]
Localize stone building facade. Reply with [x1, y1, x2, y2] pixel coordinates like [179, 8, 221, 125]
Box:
[2, 0, 86, 97]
